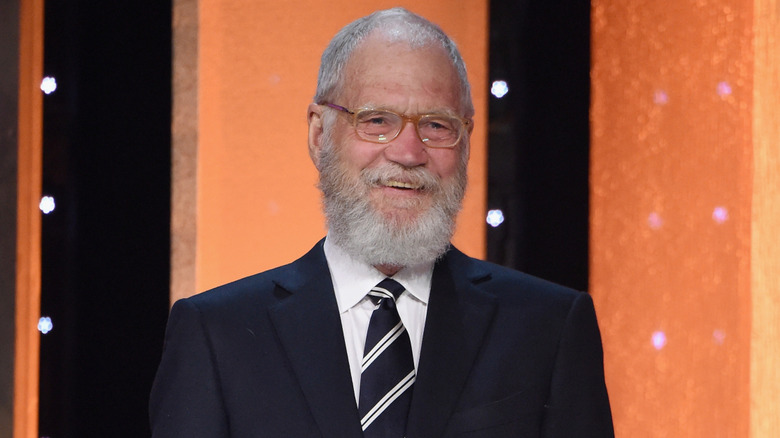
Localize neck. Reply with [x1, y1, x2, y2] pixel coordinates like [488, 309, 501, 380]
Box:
[375, 264, 402, 277]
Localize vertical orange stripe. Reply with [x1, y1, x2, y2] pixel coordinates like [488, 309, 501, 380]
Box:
[591, 1, 752, 436]
[14, 0, 44, 436]
[750, 0, 780, 435]
[171, 0, 199, 304]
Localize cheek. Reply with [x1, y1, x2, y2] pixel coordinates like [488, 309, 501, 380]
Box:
[338, 141, 385, 173]
[328, 125, 376, 172]
[427, 150, 463, 180]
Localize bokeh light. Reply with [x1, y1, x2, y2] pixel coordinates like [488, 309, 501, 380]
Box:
[490, 80, 509, 98]
[39, 196, 55, 214]
[41, 76, 57, 94]
[486, 209, 505, 227]
[38, 316, 53, 335]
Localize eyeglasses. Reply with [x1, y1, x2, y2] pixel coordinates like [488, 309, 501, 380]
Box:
[321, 103, 471, 149]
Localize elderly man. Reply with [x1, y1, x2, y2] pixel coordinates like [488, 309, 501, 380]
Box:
[150, 8, 613, 438]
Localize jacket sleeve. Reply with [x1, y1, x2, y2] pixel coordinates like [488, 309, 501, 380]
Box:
[149, 298, 230, 437]
[541, 292, 615, 438]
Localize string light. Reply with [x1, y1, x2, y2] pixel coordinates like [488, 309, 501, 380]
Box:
[41, 76, 57, 94]
[38, 316, 53, 334]
[40, 196, 55, 214]
[491, 80, 509, 98]
[486, 209, 505, 227]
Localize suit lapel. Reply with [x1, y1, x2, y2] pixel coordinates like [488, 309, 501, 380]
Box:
[406, 248, 497, 438]
[267, 241, 363, 438]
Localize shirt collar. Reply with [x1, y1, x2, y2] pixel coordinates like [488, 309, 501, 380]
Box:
[323, 236, 433, 313]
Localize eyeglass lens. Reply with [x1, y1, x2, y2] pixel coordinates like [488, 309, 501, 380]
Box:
[354, 110, 461, 147]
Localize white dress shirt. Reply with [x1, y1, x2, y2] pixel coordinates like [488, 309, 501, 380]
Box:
[323, 236, 433, 404]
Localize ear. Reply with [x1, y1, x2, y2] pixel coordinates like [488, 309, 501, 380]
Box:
[461, 122, 473, 161]
[466, 118, 475, 135]
[307, 103, 324, 170]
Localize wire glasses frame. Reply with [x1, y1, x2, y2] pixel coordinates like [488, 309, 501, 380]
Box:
[321, 103, 471, 148]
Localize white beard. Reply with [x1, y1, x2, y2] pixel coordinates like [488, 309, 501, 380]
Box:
[318, 134, 467, 268]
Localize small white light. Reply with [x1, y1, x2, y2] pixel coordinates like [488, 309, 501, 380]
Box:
[712, 206, 729, 224]
[38, 316, 53, 334]
[717, 81, 732, 97]
[652, 331, 667, 350]
[486, 209, 505, 227]
[713, 329, 726, 345]
[653, 90, 669, 105]
[491, 80, 509, 99]
[647, 212, 663, 229]
[40, 76, 57, 95]
[39, 196, 55, 214]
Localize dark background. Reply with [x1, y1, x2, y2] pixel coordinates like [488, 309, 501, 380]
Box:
[38, 1, 589, 435]
[487, 1, 590, 289]
[39, 1, 172, 436]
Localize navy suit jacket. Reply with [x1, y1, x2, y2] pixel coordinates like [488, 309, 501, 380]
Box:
[150, 240, 613, 437]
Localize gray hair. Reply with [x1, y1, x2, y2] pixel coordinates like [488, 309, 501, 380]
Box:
[313, 7, 474, 117]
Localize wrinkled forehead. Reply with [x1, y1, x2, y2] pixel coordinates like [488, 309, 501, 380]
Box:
[336, 35, 465, 111]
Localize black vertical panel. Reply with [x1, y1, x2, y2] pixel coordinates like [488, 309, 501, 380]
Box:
[40, 1, 171, 436]
[0, 0, 20, 433]
[487, 0, 590, 291]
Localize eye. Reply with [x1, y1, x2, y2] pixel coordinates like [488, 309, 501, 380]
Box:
[427, 121, 448, 130]
[421, 117, 456, 132]
[357, 111, 393, 126]
[355, 111, 400, 138]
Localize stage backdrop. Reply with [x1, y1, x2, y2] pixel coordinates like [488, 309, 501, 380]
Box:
[13, 0, 778, 437]
[171, 0, 489, 300]
[591, 0, 779, 436]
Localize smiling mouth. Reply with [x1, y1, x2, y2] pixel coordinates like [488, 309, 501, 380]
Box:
[384, 180, 422, 190]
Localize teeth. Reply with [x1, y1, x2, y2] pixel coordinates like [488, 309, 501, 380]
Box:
[385, 180, 420, 189]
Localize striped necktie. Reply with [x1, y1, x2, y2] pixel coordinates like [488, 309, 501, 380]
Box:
[358, 278, 415, 437]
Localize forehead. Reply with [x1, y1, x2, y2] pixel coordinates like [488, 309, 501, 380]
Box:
[338, 35, 463, 113]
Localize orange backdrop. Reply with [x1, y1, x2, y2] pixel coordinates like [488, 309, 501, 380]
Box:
[591, 0, 779, 436]
[14, 0, 44, 436]
[13, 1, 777, 437]
[173, 0, 488, 298]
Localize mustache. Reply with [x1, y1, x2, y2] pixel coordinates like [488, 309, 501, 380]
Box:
[360, 164, 442, 191]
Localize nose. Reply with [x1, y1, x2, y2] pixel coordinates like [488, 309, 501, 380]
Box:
[383, 121, 428, 168]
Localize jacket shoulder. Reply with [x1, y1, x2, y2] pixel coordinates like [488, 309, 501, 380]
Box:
[182, 239, 327, 312]
[446, 247, 585, 307]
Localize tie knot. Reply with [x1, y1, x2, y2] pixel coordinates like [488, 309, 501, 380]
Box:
[368, 278, 405, 305]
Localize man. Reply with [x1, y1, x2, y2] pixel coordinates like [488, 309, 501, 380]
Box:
[150, 8, 613, 438]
